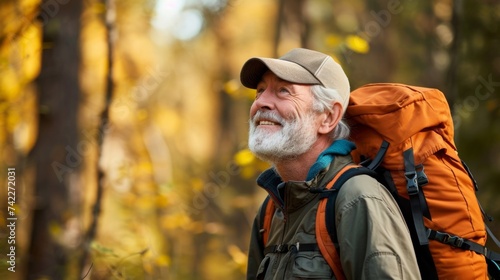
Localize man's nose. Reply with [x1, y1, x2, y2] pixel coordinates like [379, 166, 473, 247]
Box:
[252, 89, 276, 111]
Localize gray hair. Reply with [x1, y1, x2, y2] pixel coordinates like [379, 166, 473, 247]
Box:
[310, 85, 350, 140]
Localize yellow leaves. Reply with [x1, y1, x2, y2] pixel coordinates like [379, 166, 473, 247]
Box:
[191, 177, 204, 191]
[228, 244, 247, 274]
[122, 192, 170, 212]
[155, 194, 170, 208]
[345, 35, 370, 54]
[234, 148, 255, 166]
[11, 89, 38, 153]
[90, 2, 107, 14]
[0, 4, 42, 157]
[242, 87, 257, 100]
[234, 148, 258, 179]
[0, 20, 42, 101]
[136, 161, 154, 174]
[227, 244, 246, 267]
[49, 221, 62, 239]
[155, 254, 170, 267]
[201, 243, 248, 277]
[240, 166, 255, 179]
[325, 33, 370, 55]
[234, 148, 270, 179]
[126, 193, 173, 214]
[136, 109, 149, 122]
[325, 34, 342, 48]
[143, 254, 170, 273]
[224, 79, 240, 97]
[19, 23, 42, 81]
[160, 212, 192, 230]
[0, 0, 39, 48]
[136, 195, 155, 210]
[223, 79, 256, 100]
[154, 108, 181, 137]
[0, 69, 21, 100]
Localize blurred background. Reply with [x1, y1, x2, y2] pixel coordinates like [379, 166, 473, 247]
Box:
[0, 0, 499, 279]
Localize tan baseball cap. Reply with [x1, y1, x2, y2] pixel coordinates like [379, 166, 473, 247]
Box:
[240, 48, 350, 111]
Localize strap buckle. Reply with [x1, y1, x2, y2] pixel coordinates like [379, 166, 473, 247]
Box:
[442, 233, 464, 247]
[415, 164, 429, 186]
[275, 244, 284, 253]
[405, 171, 419, 196]
[430, 230, 465, 248]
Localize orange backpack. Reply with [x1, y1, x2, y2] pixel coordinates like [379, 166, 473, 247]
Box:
[258, 83, 500, 279]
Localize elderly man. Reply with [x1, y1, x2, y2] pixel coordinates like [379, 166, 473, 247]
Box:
[240, 48, 420, 279]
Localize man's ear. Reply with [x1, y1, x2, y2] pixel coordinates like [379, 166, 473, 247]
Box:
[318, 102, 343, 135]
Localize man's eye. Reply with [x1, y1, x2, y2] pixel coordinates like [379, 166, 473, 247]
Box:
[256, 88, 264, 98]
[279, 87, 290, 94]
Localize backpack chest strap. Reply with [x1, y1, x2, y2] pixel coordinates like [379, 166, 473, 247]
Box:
[264, 243, 319, 255]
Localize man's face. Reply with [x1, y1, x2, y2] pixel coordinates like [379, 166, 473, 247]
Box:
[248, 71, 320, 162]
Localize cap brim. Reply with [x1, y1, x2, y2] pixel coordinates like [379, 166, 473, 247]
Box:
[240, 57, 321, 89]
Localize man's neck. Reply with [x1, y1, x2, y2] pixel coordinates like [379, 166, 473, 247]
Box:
[273, 138, 333, 181]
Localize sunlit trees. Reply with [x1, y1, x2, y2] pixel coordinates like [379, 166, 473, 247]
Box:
[0, 0, 498, 279]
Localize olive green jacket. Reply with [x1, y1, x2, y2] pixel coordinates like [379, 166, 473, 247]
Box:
[247, 155, 421, 280]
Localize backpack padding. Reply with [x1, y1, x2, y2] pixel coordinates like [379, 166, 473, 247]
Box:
[323, 166, 379, 244]
[325, 163, 440, 279]
[260, 195, 275, 247]
[315, 164, 355, 280]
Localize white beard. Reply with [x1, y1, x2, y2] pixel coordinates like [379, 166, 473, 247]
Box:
[248, 110, 318, 162]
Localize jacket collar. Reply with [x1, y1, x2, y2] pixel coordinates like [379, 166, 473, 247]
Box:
[256, 155, 353, 212]
[256, 166, 328, 212]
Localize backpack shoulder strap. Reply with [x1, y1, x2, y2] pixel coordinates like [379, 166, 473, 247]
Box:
[321, 165, 380, 243]
[316, 164, 373, 280]
[259, 195, 276, 247]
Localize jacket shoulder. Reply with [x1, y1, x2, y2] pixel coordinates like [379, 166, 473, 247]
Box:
[335, 174, 398, 214]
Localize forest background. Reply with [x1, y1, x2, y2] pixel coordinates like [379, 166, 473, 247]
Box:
[0, 0, 499, 279]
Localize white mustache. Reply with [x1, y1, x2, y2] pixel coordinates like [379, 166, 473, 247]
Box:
[251, 111, 286, 125]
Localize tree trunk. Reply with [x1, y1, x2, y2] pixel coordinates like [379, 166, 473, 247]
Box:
[26, 0, 83, 278]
